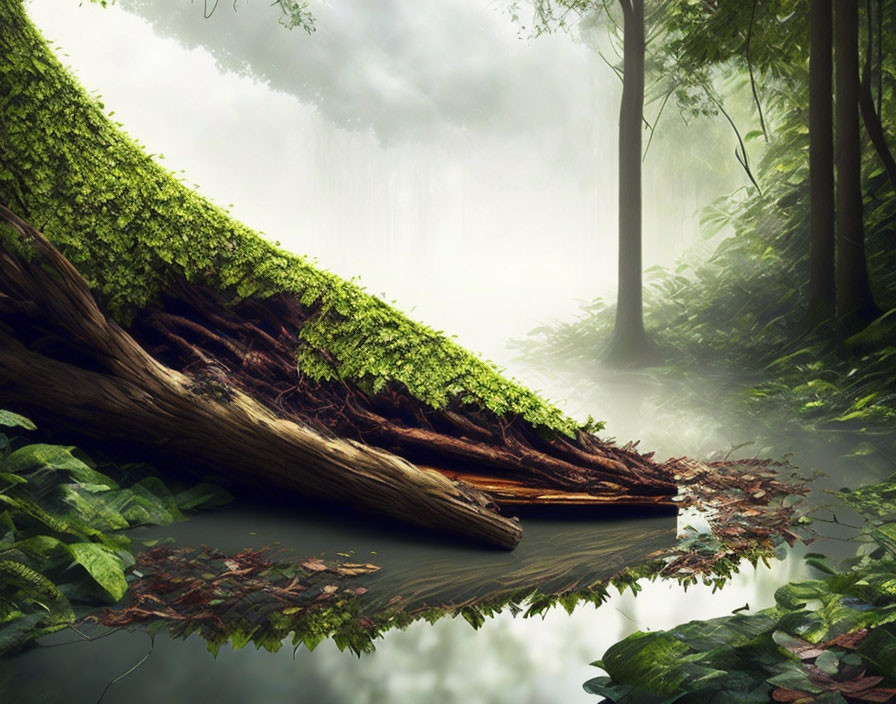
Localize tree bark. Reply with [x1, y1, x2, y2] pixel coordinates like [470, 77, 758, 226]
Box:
[834, 0, 880, 328]
[606, 0, 658, 367]
[806, 0, 836, 326]
[859, 0, 896, 195]
[0, 206, 524, 549]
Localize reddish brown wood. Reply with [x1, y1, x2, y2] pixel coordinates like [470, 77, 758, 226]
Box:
[0, 206, 523, 549]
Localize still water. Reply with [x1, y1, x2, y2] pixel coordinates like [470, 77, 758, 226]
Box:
[0, 491, 810, 704]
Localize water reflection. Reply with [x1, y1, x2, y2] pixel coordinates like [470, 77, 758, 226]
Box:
[0, 543, 808, 704]
[124, 497, 677, 608]
[1, 501, 680, 703]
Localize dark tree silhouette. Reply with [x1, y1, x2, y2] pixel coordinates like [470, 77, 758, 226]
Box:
[834, 0, 880, 329]
[604, 0, 659, 366]
[806, 0, 835, 327]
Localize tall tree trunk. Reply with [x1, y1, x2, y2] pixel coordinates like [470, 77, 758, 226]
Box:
[834, 0, 880, 329]
[859, 0, 896, 194]
[806, 0, 836, 326]
[605, 0, 658, 366]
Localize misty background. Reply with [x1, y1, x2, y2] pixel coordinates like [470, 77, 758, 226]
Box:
[5, 5, 805, 702]
[29, 0, 747, 381]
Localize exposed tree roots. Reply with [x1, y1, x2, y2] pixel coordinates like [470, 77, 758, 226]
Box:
[0, 205, 678, 552]
[128, 279, 678, 506]
[0, 206, 523, 548]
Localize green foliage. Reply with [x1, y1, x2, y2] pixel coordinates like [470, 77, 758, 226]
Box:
[272, 0, 316, 33]
[0, 0, 584, 439]
[66, 543, 128, 601]
[0, 410, 231, 654]
[839, 471, 896, 520]
[513, 0, 896, 464]
[585, 486, 896, 703]
[0, 411, 36, 431]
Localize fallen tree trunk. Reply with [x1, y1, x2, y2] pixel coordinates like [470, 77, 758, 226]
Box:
[0, 206, 522, 548]
[0, 0, 678, 539]
[123, 276, 677, 505]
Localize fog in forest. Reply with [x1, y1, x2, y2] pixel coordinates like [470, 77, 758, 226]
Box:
[29, 0, 746, 376]
[8, 4, 878, 702]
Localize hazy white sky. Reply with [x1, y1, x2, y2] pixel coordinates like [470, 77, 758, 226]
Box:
[28, 0, 743, 370]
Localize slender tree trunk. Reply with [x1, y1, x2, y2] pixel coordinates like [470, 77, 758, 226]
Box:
[834, 0, 880, 330]
[806, 0, 835, 326]
[859, 0, 896, 194]
[606, 0, 657, 366]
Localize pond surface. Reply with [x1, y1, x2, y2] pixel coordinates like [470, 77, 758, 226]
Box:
[0, 492, 811, 704]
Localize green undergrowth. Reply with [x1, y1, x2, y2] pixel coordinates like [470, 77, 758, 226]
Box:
[584, 474, 896, 704]
[0, 0, 580, 438]
[0, 409, 231, 655]
[513, 59, 896, 464]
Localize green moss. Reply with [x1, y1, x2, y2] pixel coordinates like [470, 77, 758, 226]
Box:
[0, 0, 580, 437]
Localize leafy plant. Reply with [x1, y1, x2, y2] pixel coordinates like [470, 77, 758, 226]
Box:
[0, 409, 231, 654]
[583, 475, 896, 703]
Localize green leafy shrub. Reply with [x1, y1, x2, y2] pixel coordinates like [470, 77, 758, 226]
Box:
[584, 475, 896, 703]
[0, 409, 230, 654]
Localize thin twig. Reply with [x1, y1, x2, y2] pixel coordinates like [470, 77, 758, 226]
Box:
[745, 0, 768, 141]
[599, 51, 624, 82]
[96, 634, 155, 704]
[704, 85, 762, 194]
[37, 627, 120, 649]
[643, 81, 678, 160]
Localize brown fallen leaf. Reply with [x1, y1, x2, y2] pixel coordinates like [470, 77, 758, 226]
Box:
[821, 629, 869, 650]
[300, 557, 329, 573]
[332, 562, 380, 577]
[771, 688, 814, 703]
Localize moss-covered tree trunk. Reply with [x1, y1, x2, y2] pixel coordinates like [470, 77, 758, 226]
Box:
[0, 0, 677, 545]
